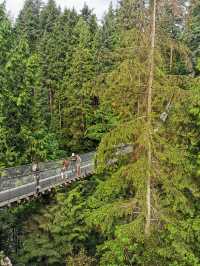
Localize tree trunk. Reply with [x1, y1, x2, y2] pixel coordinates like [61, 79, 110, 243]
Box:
[138, 74, 141, 116]
[145, 0, 157, 236]
[170, 42, 173, 72]
[49, 88, 53, 122]
[58, 98, 62, 130]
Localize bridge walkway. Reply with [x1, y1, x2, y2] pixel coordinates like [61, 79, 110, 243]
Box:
[0, 152, 95, 208]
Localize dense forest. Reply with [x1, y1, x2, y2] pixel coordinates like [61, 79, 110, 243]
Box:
[0, 0, 200, 265]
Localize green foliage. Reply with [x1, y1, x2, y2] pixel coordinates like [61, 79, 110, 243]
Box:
[0, 3, 13, 168]
[0, 38, 61, 166]
[17, 179, 97, 265]
[66, 249, 96, 266]
[1, 38, 32, 165]
[185, 0, 200, 73]
[15, 0, 42, 50]
[84, 3, 200, 264]
[100, 3, 119, 51]
[61, 16, 98, 152]
[1, 1, 200, 265]
[0, 3, 12, 66]
[39, 0, 60, 33]
[118, 0, 146, 30]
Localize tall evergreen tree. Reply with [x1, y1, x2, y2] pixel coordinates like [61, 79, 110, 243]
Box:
[0, 2, 13, 167]
[17, 181, 96, 265]
[1, 39, 32, 165]
[15, 0, 42, 50]
[39, 0, 60, 33]
[186, 0, 200, 73]
[1, 1, 200, 265]
[81, 3, 93, 23]
[1, 38, 60, 165]
[101, 3, 119, 51]
[80, 3, 98, 42]
[0, 2, 12, 66]
[118, 0, 146, 30]
[157, 0, 191, 74]
[38, 8, 77, 140]
[85, 1, 200, 264]
[61, 17, 96, 152]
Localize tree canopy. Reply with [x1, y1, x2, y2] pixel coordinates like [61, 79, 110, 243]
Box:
[0, 0, 200, 265]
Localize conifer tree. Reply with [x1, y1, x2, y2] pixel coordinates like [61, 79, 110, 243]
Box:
[101, 3, 119, 51]
[157, 0, 190, 74]
[0, 2, 12, 66]
[85, 1, 200, 264]
[61, 17, 96, 152]
[2, 40, 31, 163]
[118, 0, 146, 30]
[1, 37, 60, 165]
[18, 182, 95, 265]
[1, 39, 33, 165]
[84, 4, 121, 144]
[81, 3, 93, 24]
[1, 1, 200, 265]
[21, 54, 61, 162]
[186, 0, 200, 73]
[38, 8, 78, 146]
[39, 0, 60, 33]
[38, 14, 61, 128]
[15, 0, 42, 50]
[0, 2, 13, 167]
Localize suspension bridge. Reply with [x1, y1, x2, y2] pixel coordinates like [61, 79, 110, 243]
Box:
[0, 152, 95, 208]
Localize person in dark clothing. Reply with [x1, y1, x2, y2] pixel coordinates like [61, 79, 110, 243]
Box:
[32, 161, 40, 193]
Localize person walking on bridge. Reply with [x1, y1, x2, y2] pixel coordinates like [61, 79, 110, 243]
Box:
[32, 161, 40, 194]
[76, 154, 82, 177]
[70, 153, 77, 175]
[70, 153, 82, 177]
[61, 159, 70, 179]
